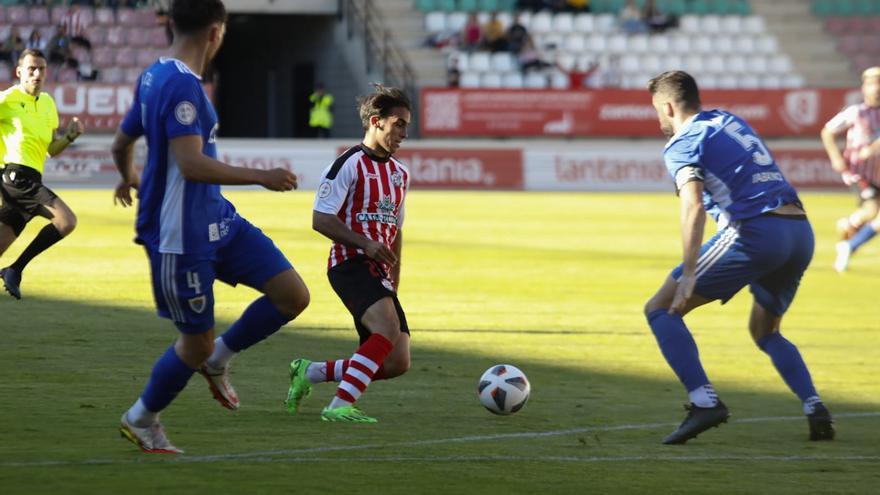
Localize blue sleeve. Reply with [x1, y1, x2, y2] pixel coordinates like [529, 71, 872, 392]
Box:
[664, 134, 703, 178]
[119, 76, 143, 137]
[163, 74, 204, 140]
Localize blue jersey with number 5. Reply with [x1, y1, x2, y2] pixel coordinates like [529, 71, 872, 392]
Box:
[663, 109, 801, 224]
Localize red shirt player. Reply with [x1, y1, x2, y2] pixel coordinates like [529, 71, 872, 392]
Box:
[285, 84, 412, 423]
[821, 66, 880, 271]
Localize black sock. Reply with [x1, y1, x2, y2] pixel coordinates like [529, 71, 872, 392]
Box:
[11, 224, 64, 272]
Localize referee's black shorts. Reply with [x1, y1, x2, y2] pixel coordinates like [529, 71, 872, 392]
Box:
[327, 255, 409, 344]
[0, 163, 58, 235]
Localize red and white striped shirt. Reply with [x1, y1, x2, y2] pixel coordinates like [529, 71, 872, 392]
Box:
[314, 145, 410, 272]
[825, 103, 880, 185]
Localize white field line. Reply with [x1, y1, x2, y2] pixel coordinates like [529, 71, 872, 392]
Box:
[2, 412, 878, 468]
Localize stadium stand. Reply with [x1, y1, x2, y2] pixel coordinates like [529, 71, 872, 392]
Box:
[816, 1, 880, 75]
[0, 3, 167, 84]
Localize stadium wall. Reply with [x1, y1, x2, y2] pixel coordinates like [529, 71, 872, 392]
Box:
[46, 137, 844, 192]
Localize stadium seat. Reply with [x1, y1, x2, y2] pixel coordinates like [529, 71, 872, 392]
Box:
[620, 54, 639, 73]
[720, 16, 742, 34]
[524, 72, 548, 88]
[679, 15, 699, 32]
[742, 16, 765, 33]
[564, 33, 586, 52]
[490, 52, 516, 72]
[115, 47, 136, 68]
[717, 74, 738, 88]
[700, 74, 718, 88]
[137, 48, 157, 68]
[502, 71, 523, 88]
[106, 26, 127, 46]
[692, 35, 713, 53]
[469, 52, 491, 71]
[530, 12, 552, 33]
[556, 52, 576, 71]
[700, 15, 722, 33]
[704, 56, 725, 73]
[726, 55, 747, 73]
[549, 70, 569, 89]
[425, 12, 446, 33]
[149, 27, 169, 47]
[127, 28, 151, 48]
[125, 67, 142, 84]
[769, 55, 793, 73]
[755, 35, 778, 54]
[450, 51, 468, 70]
[481, 72, 502, 88]
[594, 13, 617, 32]
[459, 71, 481, 87]
[554, 13, 575, 33]
[92, 47, 115, 69]
[447, 12, 467, 31]
[683, 54, 704, 73]
[750, 55, 769, 73]
[783, 73, 805, 88]
[733, 36, 755, 53]
[629, 34, 649, 53]
[100, 67, 124, 83]
[28, 6, 48, 25]
[7, 6, 26, 24]
[649, 33, 671, 53]
[588, 33, 608, 52]
[738, 74, 760, 89]
[642, 54, 662, 73]
[573, 13, 595, 32]
[761, 74, 782, 89]
[607, 33, 627, 53]
[670, 35, 690, 53]
[95, 7, 115, 25]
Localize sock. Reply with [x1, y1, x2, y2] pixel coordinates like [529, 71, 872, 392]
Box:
[220, 296, 291, 352]
[647, 309, 711, 393]
[757, 332, 819, 405]
[803, 396, 822, 415]
[126, 398, 158, 427]
[848, 224, 877, 253]
[139, 346, 196, 421]
[312, 360, 389, 384]
[327, 334, 393, 409]
[206, 336, 236, 370]
[10, 224, 63, 272]
[688, 384, 719, 408]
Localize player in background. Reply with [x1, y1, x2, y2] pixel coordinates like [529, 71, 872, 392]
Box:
[284, 84, 411, 423]
[644, 71, 834, 444]
[111, 0, 309, 453]
[0, 49, 84, 299]
[821, 66, 880, 272]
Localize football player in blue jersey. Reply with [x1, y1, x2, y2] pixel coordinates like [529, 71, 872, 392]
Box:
[110, 0, 309, 453]
[643, 71, 834, 444]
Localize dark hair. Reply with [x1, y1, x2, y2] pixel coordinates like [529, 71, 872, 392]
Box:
[357, 83, 412, 131]
[171, 0, 227, 35]
[17, 48, 47, 65]
[647, 70, 701, 111]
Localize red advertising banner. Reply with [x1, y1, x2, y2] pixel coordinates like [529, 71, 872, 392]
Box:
[421, 88, 861, 138]
[337, 146, 524, 189]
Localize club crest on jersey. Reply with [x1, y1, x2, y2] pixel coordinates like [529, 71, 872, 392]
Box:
[188, 295, 207, 314]
[175, 101, 197, 125]
[318, 181, 332, 199]
[390, 171, 404, 187]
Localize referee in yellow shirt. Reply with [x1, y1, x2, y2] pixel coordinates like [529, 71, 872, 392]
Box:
[0, 49, 84, 299]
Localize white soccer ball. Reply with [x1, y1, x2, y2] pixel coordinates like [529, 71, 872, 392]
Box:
[477, 364, 530, 415]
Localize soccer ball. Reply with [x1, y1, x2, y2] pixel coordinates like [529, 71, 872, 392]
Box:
[477, 364, 530, 415]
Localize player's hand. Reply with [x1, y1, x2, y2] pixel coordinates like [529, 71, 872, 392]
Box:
[66, 117, 84, 141]
[829, 156, 848, 174]
[841, 170, 863, 187]
[858, 147, 874, 161]
[669, 274, 696, 314]
[113, 177, 138, 207]
[364, 240, 398, 266]
[260, 168, 298, 191]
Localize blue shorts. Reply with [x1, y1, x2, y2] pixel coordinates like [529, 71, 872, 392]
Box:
[147, 217, 293, 333]
[670, 214, 814, 316]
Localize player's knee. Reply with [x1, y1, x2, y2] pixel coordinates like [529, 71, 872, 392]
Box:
[382, 356, 410, 378]
[644, 299, 662, 318]
[55, 212, 77, 236]
[275, 284, 310, 320]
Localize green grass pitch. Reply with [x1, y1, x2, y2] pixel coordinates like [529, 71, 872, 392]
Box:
[0, 190, 877, 494]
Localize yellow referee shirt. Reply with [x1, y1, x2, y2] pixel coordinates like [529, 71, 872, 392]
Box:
[0, 85, 59, 175]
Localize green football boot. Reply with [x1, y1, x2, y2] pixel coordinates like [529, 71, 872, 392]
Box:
[284, 358, 312, 414]
[320, 405, 378, 423]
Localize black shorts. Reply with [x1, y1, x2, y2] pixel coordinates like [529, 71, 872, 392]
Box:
[0, 164, 58, 235]
[327, 255, 409, 344]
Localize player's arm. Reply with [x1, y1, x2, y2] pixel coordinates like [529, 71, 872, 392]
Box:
[390, 230, 402, 291]
[111, 128, 140, 206]
[312, 211, 398, 266]
[858, 137, 880, 161]
[47, 117, 84, 157]
[169, 135, 296, 190]
[820, 126, 848, 174]
[670, 168, 706, 314]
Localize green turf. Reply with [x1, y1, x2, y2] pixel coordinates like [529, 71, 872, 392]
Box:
[0, 190, 877, 494]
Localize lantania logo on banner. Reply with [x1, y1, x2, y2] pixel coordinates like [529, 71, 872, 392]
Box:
[356, 196, 398, 225]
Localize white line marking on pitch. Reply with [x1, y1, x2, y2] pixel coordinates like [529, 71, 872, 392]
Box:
[2, 412, 878, 468]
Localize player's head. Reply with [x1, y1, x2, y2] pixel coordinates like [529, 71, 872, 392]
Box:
[358, 83, 411, 155]
[862, 66, 880, 107]
[648, 70, 701, 139]
[16, 49, 48, 97]
[170, 0, 228, 61]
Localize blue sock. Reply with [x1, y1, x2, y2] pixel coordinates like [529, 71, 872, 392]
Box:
[757, 332, 818, 403]
[141, 346, 196, 412]
[848, 224, 877, 253]
[647, 309, 710, 391]
[221, 296, 292, 352]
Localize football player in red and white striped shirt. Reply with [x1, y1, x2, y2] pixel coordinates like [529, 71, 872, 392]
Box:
[285, 84, 412, 423]
[821, 66, 880, 271]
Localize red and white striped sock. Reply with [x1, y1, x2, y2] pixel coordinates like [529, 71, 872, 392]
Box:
[327, 334, 393, 409]
[312, 359, 389, 383]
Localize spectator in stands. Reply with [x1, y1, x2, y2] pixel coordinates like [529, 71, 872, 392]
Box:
[506, 13, 531, 56]
[308, 83, 334, 139]
[60, 4, 93, 51]
[1, 28, 26, 66]
[26, 29, 48, 54]
[556, 60, 599, 89]
[518, 38, 552, 74]
[482, 12, 508, 53]
[643, 0, 677, 33]
[564, 0, 591, 12]
[620, 0, 648, 34]
[47, 25, 78, 71]
[447, 56, 461, 88]
[461, 13, 482, 52]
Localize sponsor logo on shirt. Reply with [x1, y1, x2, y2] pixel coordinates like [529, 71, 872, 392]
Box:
[318, 181, 332, 199]
[208, 223, 220, 242]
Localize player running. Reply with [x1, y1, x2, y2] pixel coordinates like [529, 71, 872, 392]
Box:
[112, 0, 309, 453]
[821, 66, 880, 272]
[644, 71, 834, 444]
[285, 84, 411, 423]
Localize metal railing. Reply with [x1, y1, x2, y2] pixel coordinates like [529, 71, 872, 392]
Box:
[342, 0, 417, 100]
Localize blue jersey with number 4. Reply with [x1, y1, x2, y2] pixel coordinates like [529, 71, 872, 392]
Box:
[663, 109, 801, 225]
[120, 57, 236, 255]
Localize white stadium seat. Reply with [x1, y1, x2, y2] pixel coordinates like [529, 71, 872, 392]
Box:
[449, 51, 468, 70]
[720, 16, 742, 34]
[727, 55, 747, 74]
[700, 15, 722, 33]
[718, 74, 738, 88]
[756, 35, 779, 54]
[650, 33, 670, 53]
[671, 35, 691, 53]
[588, 33, 608, 52]
[693, 35, 713, 53]
[679, 15, 699, 33]
[743, 16, 765, 34]
[502, 72, 524, 88]
[554, 13, 574, 32]
[713, 35, 734, 53]
[739, 74, 760, 88]
[595, 13, 616, 32]
[761, 75, 782, 89]
[683, 54, 704, 73]
[531, 12, 553, 33]
[783, 74, 805, 88]
[661, 54, 683, 72]
[734, 37, 755, 53]
[481, 72, 502, 88]
[565, 33, 587, 52]
[460, 71, 481, 88]
[556, 53, 576, 71]
[750, 55, 768, 73]
[705, 56, 725, 73]
[642, 54, 662, 73]
[491, 52, 516, 72]
[608, 34, 628, 53]
[574, 13, 595, 32]
[447, 12, 467, 31]
[425, 12, 446, 33]
[550, 70, 569, 89]
[770, 55, 793, 73]
[469, 52, 491, 72]
[629, 34, 649, 53]
[524, 72, 548, 88]
[700, 74, 719, 89]
[621, 54, 640, 73]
